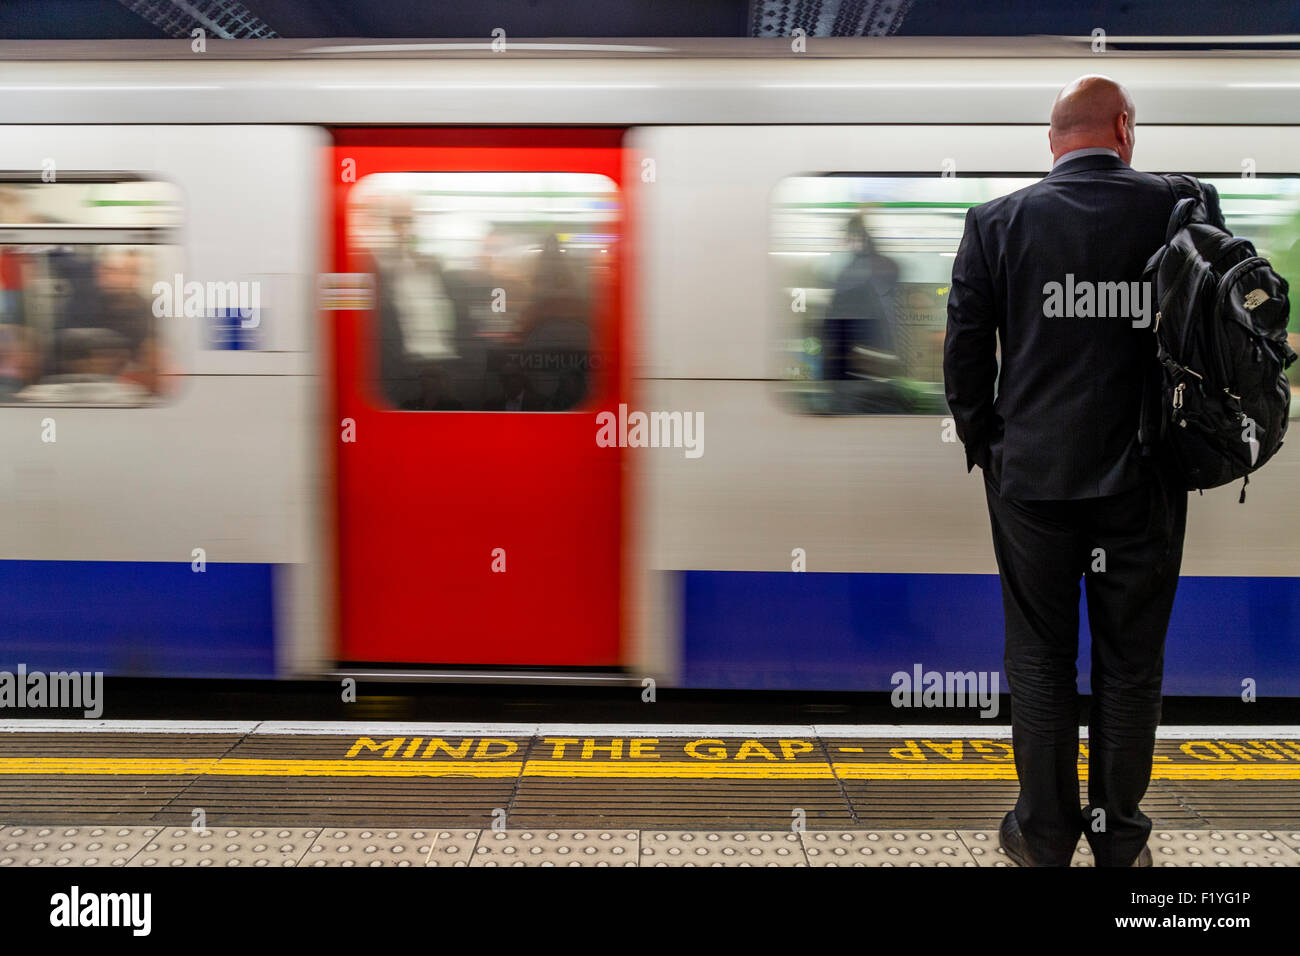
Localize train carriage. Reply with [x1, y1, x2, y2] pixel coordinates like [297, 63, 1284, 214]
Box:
[0, 37, 1296, 695]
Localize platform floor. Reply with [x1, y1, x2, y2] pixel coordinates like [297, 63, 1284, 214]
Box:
[1, 721, 1297, 866]
[4, 823, 1299, 867]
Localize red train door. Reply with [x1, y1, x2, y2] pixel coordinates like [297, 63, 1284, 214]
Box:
[327, 128, 626, 668]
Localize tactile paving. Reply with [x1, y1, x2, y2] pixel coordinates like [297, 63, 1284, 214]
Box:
[301, 828, 434, 867]
[1271, 830, 1300, 853]
[1147, 830, 1300, 866]
[803, 829, 976, 866]
[0, 825, 159, 867]
[957, 828, 1300, 867]
[127, 827, 317, 867]
[427, 829, 481, 867]
[640, 830, 806, 866]
[471, 829, 639, 866]
[957, 829, 1096, 867]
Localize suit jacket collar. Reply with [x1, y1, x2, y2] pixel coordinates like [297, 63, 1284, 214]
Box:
[1045, 152, 1129, 178]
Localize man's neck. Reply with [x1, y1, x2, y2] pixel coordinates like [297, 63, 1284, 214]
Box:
[1052, 146, 1121, 169]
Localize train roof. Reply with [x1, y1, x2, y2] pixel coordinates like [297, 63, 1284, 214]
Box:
[1, 36, 1299, 60]
[0, 37, 1298, 125]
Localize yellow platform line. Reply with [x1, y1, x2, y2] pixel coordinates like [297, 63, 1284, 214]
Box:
[0, 758, 523, 778]
[0, 757, 1296, 781]
[832, 763, 1300, 781]
[0, 758, 221, 775]
[211, 759, 524, 778]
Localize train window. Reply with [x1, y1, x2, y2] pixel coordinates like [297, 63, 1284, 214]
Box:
[771, 174, 1300, 416]
[0, 177, 182, 406]
[349, 172, 619, 412]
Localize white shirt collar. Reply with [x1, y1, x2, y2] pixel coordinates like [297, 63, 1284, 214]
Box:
[1052, 147, 1121, 169]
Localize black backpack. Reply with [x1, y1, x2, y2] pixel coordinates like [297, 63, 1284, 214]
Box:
[1140, 174, 1296, 501]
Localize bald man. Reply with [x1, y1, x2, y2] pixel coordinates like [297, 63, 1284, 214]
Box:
[944, 76, 1223, 867]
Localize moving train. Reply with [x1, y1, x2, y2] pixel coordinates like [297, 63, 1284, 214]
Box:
[0, 36, 1297, 696]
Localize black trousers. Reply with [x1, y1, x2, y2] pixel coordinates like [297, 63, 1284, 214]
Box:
[983, 460, 1187, 866]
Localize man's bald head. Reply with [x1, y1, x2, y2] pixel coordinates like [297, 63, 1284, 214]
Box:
[1048, 75, 1137, 165]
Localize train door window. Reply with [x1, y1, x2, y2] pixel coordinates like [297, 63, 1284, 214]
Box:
[348, 172, 618, 412]
[770, 174, 1300, 416]
[0, 176, 182, 406]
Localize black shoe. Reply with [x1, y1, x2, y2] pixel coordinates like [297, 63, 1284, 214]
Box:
[998, 811, 1036, 867]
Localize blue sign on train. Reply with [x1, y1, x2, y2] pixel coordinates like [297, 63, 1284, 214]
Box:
[206, 307, 263, 350]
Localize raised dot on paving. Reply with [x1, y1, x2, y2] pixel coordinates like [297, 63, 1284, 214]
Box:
[302, 828, 435, 867]
[470, 829, 638, 867]
[640, 831, 805, 867]
[0, 825, 160, 867]
[803, 830, 976, 867]
[126, 827, 317, 867]
[1148, 830, 1300, 867]
[427, 829, 481, 867]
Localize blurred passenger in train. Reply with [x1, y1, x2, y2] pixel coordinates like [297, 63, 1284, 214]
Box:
[945, 74, 1207, 869]
[0, 192, 28, 397]
[0, 182, 37, 298]
[514, 233, 590, 410]
[16, 327, 148, 404]
[519, 234, 587, 338]
[92, 249, 151, 357]
[34, 248, 91, 373]
[0, 323, 36, 400]
[468, 227, 525, 338]
[822, 212, 903, 412]
[433, 226, 524, 408]
[368, 193, 460, 407]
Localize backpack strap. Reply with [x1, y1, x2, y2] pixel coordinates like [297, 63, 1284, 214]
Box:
[1163, 173, 1228, 234]
[1163, 174, 1206, 240]
[1165, 173, 1204, 203]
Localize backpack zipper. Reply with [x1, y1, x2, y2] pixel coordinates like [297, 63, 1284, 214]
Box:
[1171, 365, 1203, 419]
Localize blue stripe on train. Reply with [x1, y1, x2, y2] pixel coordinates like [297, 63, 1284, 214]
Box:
[680, 570, 1300, 695]
[0, 560, 276, 678]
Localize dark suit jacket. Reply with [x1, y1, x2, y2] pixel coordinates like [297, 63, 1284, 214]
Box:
[371, 251, 474, 408]
[944, 153, 1218, 500]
